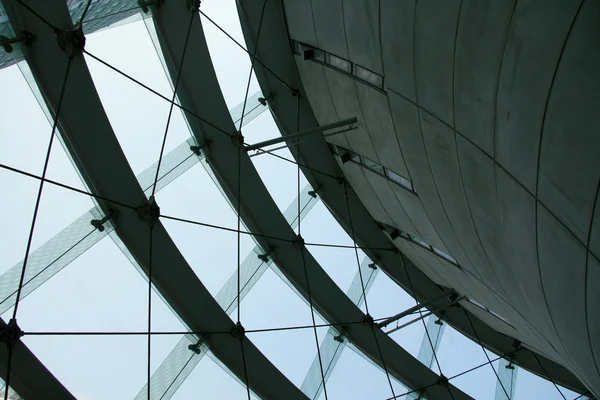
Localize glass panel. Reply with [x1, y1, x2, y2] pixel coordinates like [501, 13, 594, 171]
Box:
[301, 202, 359, 293]
[410, 234, 432, 250]
[73, 0, 142, 35]
[12, 238, 135, 396]
[327, 342, 408, 399]
[172, 353, 259, 399]
[0, 65, 53, 176]
[200, 0, 261, 111]
[0, 377, 21, 400]
[437, 325, 498, 398]
[242, 268, 327, 387]
[362, 156, 385, 175]
[85, 20, 191, 176]
[466, 297, 489, 311]
[15, 235, 187, 398]
[354, 64, 383, 88]
[370, 271, 428, 361]
[0, 167, 40, 275]
[329, 54, 352, 73]
[433, 247, 458, 265]
[514, 365, 583, 399]
[156, 162, 255, 298]
[386, 168, 413, 191]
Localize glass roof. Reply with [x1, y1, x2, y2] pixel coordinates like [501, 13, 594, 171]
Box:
[0, 1, 590, 399]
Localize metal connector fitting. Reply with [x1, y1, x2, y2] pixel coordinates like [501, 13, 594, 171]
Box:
[55, 27, 85, 58]
[187, 0, 200, 11]
[294, 235, 305, 249]
[230, 322, 245, 341]
[137, 196, 160, 227]
[232, 132, 245, 148]
[0, 319, 24, 350]
[437, 374, 449, 387]
[363, 314, 374, 327]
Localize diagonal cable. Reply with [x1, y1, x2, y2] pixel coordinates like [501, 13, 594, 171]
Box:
[386, 348, 524, 400]
[78, 0, 94, 26]
[0, 157, 397, 253]
[0, 228, 96, 310]
[0, 162, 137, 210]
[234, 1, 268, 398]
[15, 0, 56, 30]
[147, 8, 196, 399]
[82, 49, 234, 138]
[250, 147, 340, 180]
[530, 349, 567, 400]
[199, 8, 295, 93]
[295, 95, 329, 399]
[236, 0, 268, 131]
[461, 308, 511, 399]
[400, 251, 453, 400]
[342, 180, 396, 398]
[11, 59, 73, 320]
[147, 225, 154, 400]
[151, 9, 196, 196]
[4, 19, 74, 398]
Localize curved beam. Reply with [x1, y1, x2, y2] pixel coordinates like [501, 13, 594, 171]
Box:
[234, 0, 586, 395]
[151, 2, 471, 399]
[3, 1, 305, 399]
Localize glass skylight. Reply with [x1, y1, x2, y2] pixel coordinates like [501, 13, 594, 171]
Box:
[0, 1, 588, 399]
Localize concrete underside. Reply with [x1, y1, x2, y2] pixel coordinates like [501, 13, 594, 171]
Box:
[262, 0, 599, 397]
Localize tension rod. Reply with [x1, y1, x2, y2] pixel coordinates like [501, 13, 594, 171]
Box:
[385, 295, 465, 335]
[377, 289, 456, 329]
[244, 117, 358, 151]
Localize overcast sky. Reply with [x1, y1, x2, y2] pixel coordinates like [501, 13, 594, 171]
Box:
[0, 1, 585, 399]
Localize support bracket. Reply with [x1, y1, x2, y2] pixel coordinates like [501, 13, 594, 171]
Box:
[308, 184, 322, 198]
[333, 325, 348, 343]
[190, 139, 212, 157]
[90, 209, 118, 232]
[188, 334, 207, 354]
[257, 245, 277, 263]
[0, 31, 35, 53]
